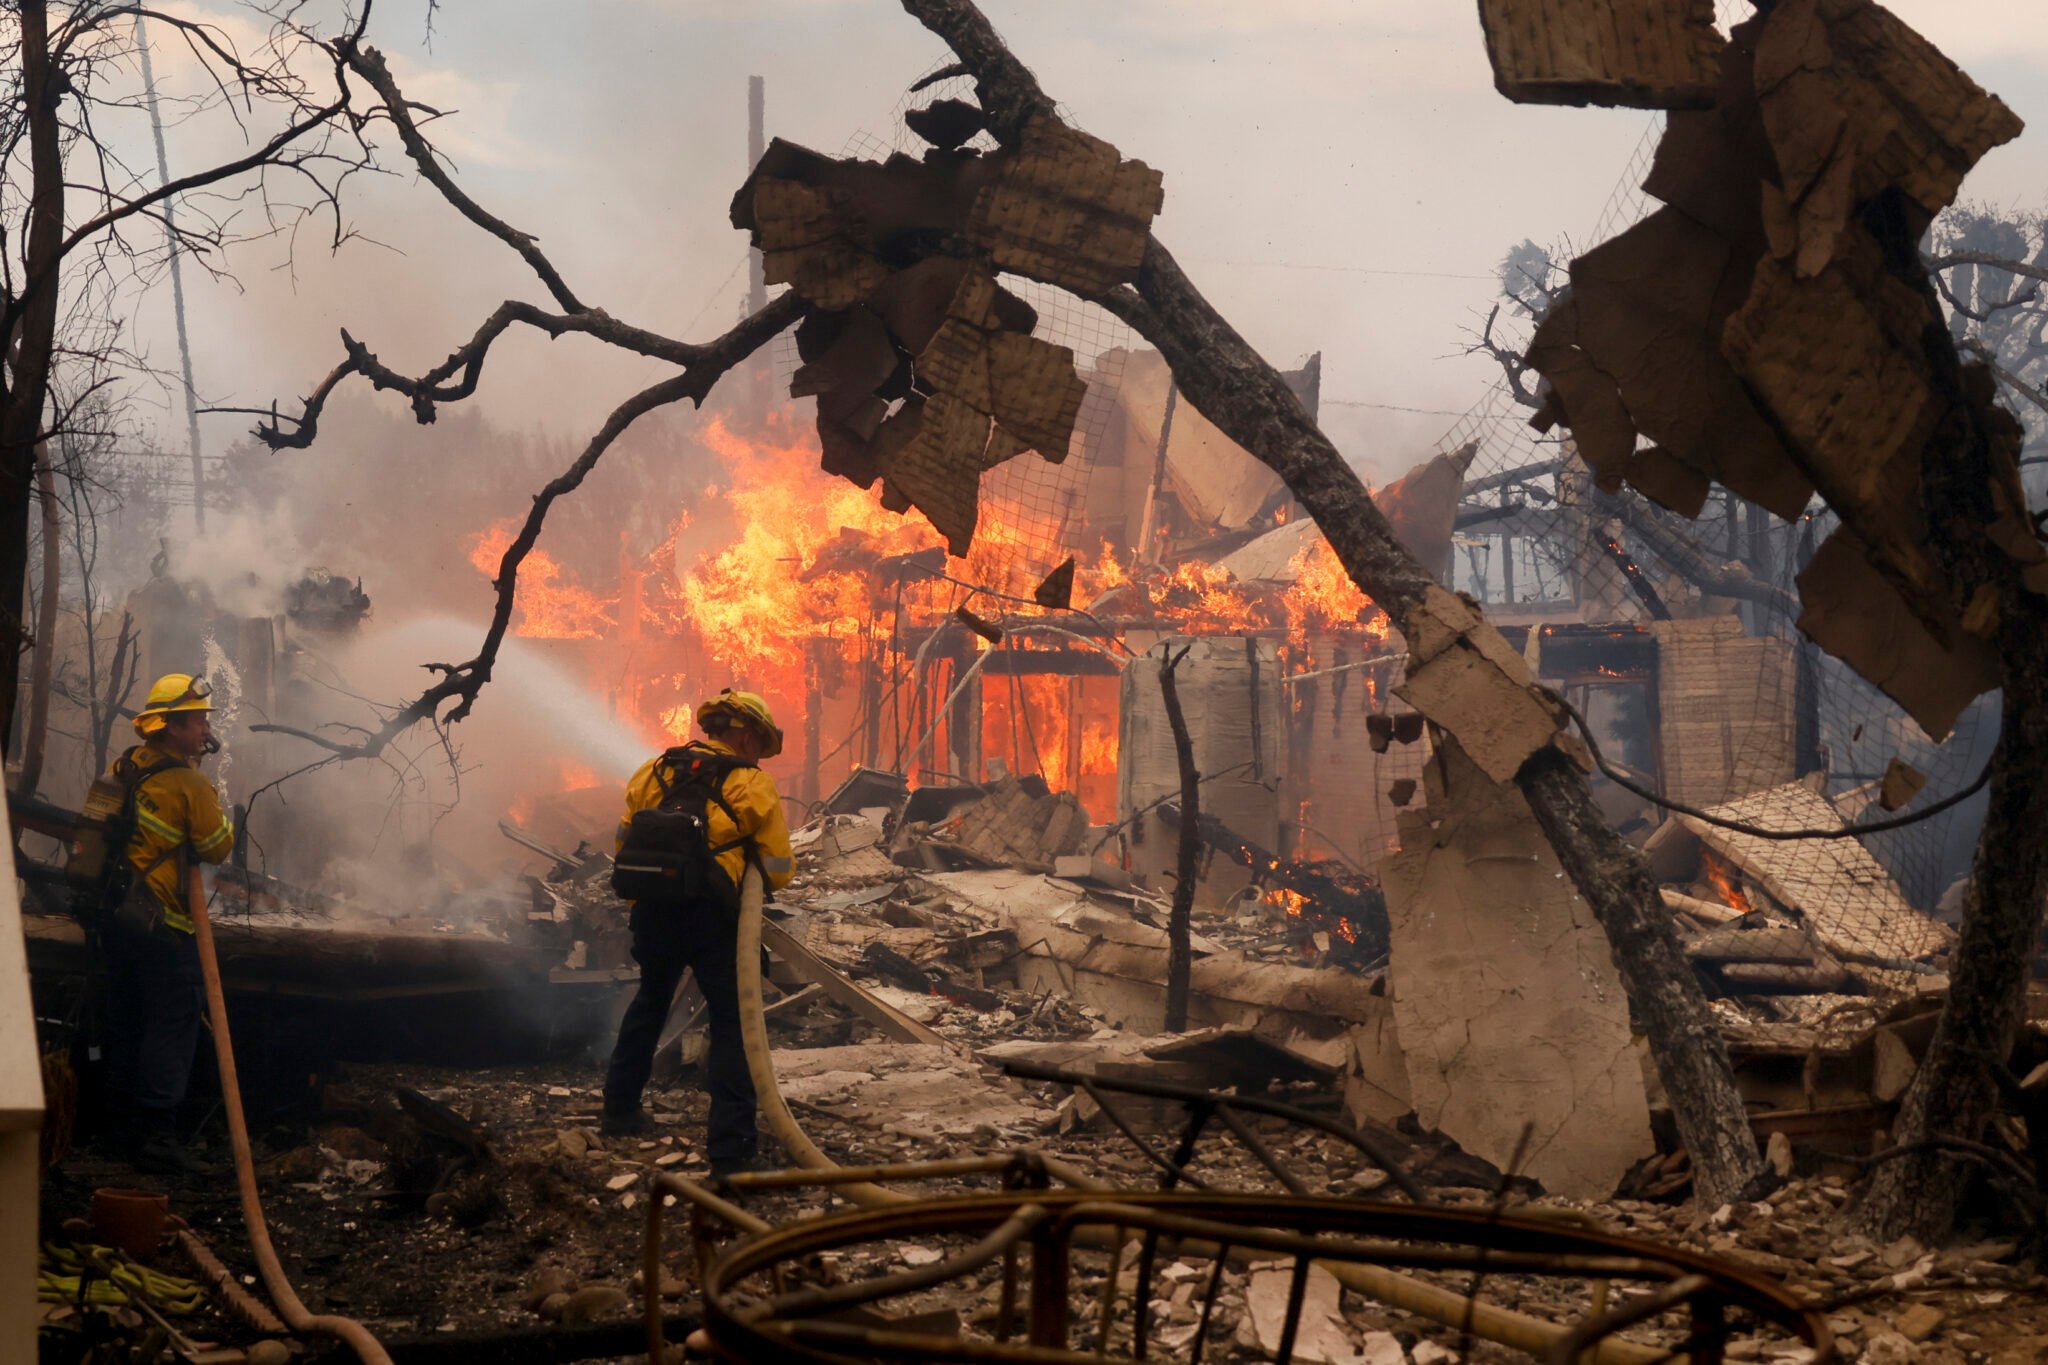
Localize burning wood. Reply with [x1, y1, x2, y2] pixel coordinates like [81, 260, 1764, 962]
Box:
[1155, 803, 1390, 969]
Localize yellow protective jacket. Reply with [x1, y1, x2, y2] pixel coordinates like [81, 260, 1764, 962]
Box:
[617, 739, 795, 899]
[115, 742, 235, 934]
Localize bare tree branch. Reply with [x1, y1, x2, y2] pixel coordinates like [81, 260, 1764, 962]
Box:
[1463, 301, 1544, 409]
[1927, 250, 2048, 286]
[347, 43, 584, 312]
[252, 291, 801, 759]
[1967, 338, 2048, 417]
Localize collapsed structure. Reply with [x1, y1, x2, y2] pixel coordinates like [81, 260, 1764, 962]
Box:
[13, 0, 2048, 1360]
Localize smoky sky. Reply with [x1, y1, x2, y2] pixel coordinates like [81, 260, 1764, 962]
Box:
[125, 1, 2048, 489]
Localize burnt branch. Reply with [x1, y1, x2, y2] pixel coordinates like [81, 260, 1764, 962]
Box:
[1927, 250, 2048, 287]
[347, 43, 583, 312]
[231, 292, 803, 447]
[1966, 339, 2048, 418]
[251, 296, 800, 760]
[1155, 642, 1198, 1033]
[1600, 491, 1801, 616]
[1463, 301, 1544, 409]
[244, 33, 809, 764]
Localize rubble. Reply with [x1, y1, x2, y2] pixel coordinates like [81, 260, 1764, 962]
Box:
[770, 1043, 1047, 1139]
[1661, 780, 1955, 965]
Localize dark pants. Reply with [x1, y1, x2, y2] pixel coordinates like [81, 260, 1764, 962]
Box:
[604, 899, 757, 1165]
[104, 920, 204, 1144]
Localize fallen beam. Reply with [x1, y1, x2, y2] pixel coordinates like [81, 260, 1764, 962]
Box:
[760, 920, 952, 1048]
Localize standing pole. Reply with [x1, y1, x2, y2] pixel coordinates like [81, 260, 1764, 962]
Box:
[746, 76, 769, 424]
[747, 76, 767, 315]
[136, 18, 205, 532]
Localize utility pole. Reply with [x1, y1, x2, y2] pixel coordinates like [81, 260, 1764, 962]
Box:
[747, 76, 769, 423]
[748, 76, 767, 315]
[136, 17, 205, 532]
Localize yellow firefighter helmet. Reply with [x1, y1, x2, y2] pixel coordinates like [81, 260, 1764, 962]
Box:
[134, 673, 214, 738]
[696, 689, 784, 757]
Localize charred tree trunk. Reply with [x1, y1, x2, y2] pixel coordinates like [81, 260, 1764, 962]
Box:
[0, 0, 68, 761]
[1855, 196, 2048, 1242]
[16, 447, 59, 795]
[93, 611, 137, 777]
[1107, 244, 1764, 1204]
[1518, 749, 1770, 1201]
[894, 0, 1766, 1208]
[1858, 673, 2048, 1241]
[1156, 644, 1198, 1032]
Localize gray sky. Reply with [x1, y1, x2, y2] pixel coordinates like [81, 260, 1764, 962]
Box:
[136, 1, 2048, 487]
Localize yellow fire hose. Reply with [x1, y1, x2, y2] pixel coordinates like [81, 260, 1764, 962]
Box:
[187, 867, 395, 1365]
[37, 1243, 204, 1312]
[731, 866, 1665, 1363]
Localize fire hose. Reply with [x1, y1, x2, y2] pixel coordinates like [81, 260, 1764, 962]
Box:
[731, 866, 1666, 1364]
[187, 866, 395, 1365]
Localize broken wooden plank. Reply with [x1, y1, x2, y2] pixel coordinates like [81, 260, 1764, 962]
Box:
[1686, 923, 1818, 966]
[1142, 1024, 1343, 1088]
[1673, 782, 1955, 962]
[761, 919, 952, 1048]
[1478, 0, 1725, 109]
[1661, 887, 1747, 926]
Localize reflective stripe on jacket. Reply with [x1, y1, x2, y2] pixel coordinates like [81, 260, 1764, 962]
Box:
[617, 738, 796, 896]
[117, 742, 234, 934]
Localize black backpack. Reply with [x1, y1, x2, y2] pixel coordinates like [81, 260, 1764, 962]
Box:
[66, 748, 189, 923]
[611, 746, 756, 906]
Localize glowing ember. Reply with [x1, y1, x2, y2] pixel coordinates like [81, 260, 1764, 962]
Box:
[1701, 850, 1752, 914]
[1261, 885, 1363, 948]
[1266, 886, 1310, 918]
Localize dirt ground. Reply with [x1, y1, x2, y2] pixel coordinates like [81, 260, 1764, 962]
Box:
[37, 1030, 2048, 1363]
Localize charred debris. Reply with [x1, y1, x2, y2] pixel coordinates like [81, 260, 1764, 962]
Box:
[13, 0, 2048, 1362]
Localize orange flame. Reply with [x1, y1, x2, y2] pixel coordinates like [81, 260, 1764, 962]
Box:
[462, 408, 1391, 841]
[469, 519, 616, 639]
[1702, 850, 1752, 914]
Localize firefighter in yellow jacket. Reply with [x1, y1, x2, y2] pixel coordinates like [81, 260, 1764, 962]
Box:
[105, 673, 235, 1175]
[601, 690, 793, 1173]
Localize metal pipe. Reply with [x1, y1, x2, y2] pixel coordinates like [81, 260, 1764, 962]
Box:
[901, 646, 995, 776]
[1278, 651, 1401, 687]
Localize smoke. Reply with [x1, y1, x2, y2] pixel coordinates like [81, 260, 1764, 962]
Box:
[165, 507, 314, 619]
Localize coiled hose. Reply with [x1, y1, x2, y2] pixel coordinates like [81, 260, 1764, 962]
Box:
[732, 865, 1666, 1364]
[187, 867, 394, 1365]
